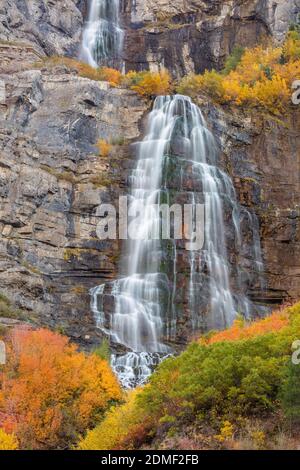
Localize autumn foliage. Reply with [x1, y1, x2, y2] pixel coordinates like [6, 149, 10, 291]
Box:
[0, 429, 18, 450]
[97, 139, 112, 157]
[37, 56, 122, 86]
[78, 302, 300, 450]
[177, 31, 300, 115]
[204, 310, 290, 345]
[78, 389, 151, 450]
[38, 56, 171, 97]
[127, 70, 172, 98]
[0, 328, 121, 450]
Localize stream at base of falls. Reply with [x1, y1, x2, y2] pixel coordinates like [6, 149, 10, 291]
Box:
[91, 95, 266, 388]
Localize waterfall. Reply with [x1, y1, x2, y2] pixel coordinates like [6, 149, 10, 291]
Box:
[91, 95, 265, 388]
[80, 0, 124, 68]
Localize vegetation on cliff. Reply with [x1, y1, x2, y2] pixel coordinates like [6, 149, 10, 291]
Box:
[78, 304, 300, 450]
[177, 31, 300, 115]
[37, 30, 300, 116]
[37, 56, 172, 98]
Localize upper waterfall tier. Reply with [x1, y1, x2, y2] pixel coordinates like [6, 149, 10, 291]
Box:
[80, 0, 123, 68]
[91, 95, 265, 388]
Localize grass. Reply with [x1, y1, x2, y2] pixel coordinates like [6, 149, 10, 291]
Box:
[40, 165, 76, 184]
[0, 293, 26, 321]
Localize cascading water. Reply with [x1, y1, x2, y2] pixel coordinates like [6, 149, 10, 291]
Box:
[91, 95, 265, 388]
[80, 0, 124, 68]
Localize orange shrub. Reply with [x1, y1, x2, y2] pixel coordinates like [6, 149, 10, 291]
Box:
[0, 327, 121, 450]
[98, 67, 122, 86]
[37, 57, 122, 86]
[203, 310, 289, 345]
[97, 139, 112, 157]
[130, 70, 172, 98]
[177, 32, 300, 115]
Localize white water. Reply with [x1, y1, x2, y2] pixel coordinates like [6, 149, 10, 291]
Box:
[91, 95, 265, 387]
[80, 0, 123, 68]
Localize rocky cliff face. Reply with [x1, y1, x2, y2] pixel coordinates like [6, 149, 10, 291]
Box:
[122, 0, 300, 75]
[0, 1, 299, 346]
[0, 0, 85, 57]
[203, 102, 300, 307]
[0, 62, 147, 343]
[1, 1, 299, 75]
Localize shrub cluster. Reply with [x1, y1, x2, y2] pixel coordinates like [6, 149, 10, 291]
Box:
[38, 56, 172, 98]
[0, 328, 122, 449]
[177, 31, 300, 115]
[78, 303, 300, 450]
[38, 31, 299, 113]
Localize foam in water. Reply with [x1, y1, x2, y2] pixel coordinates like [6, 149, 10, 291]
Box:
[91, 95, 265, 388]
[80, 0, 124, 68]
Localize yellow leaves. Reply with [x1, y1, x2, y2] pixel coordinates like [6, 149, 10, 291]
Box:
[222, 72, 253, 105]
[177, 33, 300, 115]
[130, 70, 172, 98]
[97, 139, 112, 157]
[199, 70, 225, 101]
[0, 429, 18, 450]
[0, 327, 122, 449]
[235, 45, 282, 83]
[274, 59, 300, 86]
[251, 74, 290, 115]
[282, 31, 300, 61]
[215, 421, 234, 443]
[250, 430, 266, 449]
[177, 71, 225, 101]
[98, 67, 122, 86]
[37, 31, 300, 116]
[176, 73, 204, 98]
[77, 388, 148, 450]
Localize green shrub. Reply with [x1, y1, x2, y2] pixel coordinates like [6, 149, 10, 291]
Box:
[281, 361, 300, 423]
[222, 46, 245, 74]
[0, 293, 25, 320]
[77, 303, 300, 450]
[93, 338, 111, 362]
